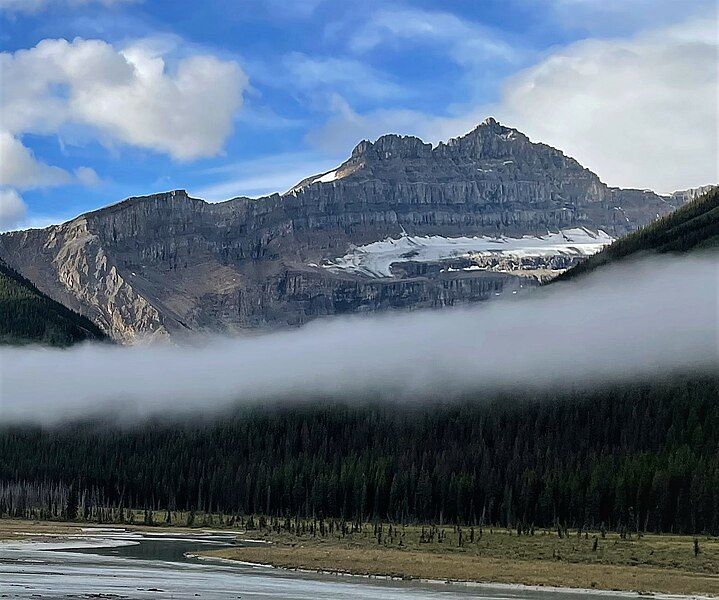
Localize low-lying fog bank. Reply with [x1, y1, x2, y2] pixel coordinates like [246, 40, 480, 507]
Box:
[1, 255, 716, 425]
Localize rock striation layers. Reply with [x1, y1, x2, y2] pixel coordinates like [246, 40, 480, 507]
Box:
[0, 119, 685, 342]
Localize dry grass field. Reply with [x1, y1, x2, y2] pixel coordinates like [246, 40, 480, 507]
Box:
[202, 521, 719, 596]
[1, 516, 717, 596]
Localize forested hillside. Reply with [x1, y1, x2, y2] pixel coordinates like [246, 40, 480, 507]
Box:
[1, 375, 717, 534]
[557, 186, 718, 281]
[0, 258, 106, 346]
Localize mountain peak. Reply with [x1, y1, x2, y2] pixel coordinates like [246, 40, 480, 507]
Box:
[463, 117, 512, 138]
[349, 133, 432, 161]
[0, 120, 676, 343]
[347, 119, 513, 164]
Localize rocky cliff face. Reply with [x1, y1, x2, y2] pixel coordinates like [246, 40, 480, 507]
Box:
[0, 119, 684, 342]
[670, 185, 717, 203]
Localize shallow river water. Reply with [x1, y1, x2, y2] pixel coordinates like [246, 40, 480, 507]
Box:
[0, 528, 697, 599]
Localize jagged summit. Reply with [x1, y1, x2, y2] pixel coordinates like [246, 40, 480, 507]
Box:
[358, 134, 430, 157]
[0, 121, 681, 342]
[289, 120, 542, 193]
[289, 118, 579, 195]
[338, 118, 512, 168]
[448, 117, 514, 141]
[349, 117, 511, 160]
[347, 134, 433, 164]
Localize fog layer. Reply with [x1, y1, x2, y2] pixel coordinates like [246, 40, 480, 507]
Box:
[1, 255, 717, 424]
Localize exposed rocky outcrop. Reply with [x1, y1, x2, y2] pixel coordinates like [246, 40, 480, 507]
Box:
[670, 185, 717, 203]
[0, 119, 690, 342]
[2, 215, 171, 343]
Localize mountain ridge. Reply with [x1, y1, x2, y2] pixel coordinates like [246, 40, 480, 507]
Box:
[555, 186, 718, 281]
[0, 119, 704, 343]
[30, 117, 687, 227]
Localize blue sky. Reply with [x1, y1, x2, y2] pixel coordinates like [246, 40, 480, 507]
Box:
[0, 0, 716, 230]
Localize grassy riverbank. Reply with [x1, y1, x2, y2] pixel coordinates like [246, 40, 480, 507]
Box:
[2, 517, 717, 596]
[200, 522, 719, 597]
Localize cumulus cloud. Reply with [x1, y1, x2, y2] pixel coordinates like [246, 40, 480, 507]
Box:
[0, 255, 716, 424]
[0, 131, 72, 189]
[1, 37, 248, 160]
[0, 35, 247, 230]
[312, 16, 718, 193]
[73, 166, 102, 187]
[492, 16, 718, 193]
[0, 189, 28, 231]
[0, 131, 104, 192]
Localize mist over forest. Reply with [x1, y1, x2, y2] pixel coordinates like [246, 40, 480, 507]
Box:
[1, 254, 716, 425]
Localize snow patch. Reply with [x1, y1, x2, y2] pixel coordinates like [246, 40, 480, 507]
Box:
[321, 228, 614, 278]
[312, 170, 339, 184]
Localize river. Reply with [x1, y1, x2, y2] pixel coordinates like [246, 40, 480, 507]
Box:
[0, 528, 693, 599]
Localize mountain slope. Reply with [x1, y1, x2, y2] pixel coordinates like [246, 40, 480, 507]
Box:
[556, 186, 718, 281]
[0, 258, 106, 346]
[0, 119, 684, 342]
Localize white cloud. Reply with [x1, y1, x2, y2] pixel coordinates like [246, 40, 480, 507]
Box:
[312, 16, 718, 193]
[0, 131, 106, 190]
[306, 94, 433, 154]
[491, 16, 718, 192]
[74, 166, 101, 186]
[348, 7, 517, 66]
[192, 152, 343, 200]
[0, 131, 71, 189]
[1, 37, 248, 161]
[282, 52, 405, 100]
[0, 189, 28, 231]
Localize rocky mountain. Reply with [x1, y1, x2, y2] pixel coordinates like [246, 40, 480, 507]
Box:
[556, 186, 718, 282]
[0, 257, 106, 346]
[670, 184, 717, 203]
[0, 118, 687, 343]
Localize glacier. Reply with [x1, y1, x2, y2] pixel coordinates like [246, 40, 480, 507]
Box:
[322, 228, 614, 278]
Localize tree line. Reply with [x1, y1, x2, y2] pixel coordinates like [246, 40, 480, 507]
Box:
[0, 375, 717, 534]
[0, 258, 106, 346]
[557, 187, 718, 281]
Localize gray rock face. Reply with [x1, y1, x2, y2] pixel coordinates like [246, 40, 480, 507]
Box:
[0, 119, 683, 343]
[670, 185, 717, 203]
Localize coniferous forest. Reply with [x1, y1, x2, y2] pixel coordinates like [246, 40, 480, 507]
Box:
[557, 187, 718, 281]
[0, 258, 106, 346]
[1, 374, 717, 535]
